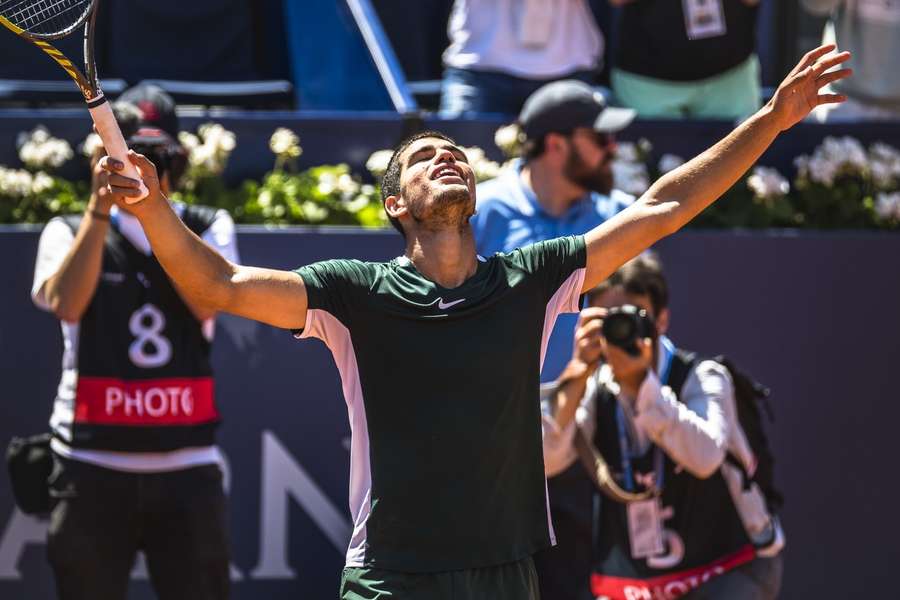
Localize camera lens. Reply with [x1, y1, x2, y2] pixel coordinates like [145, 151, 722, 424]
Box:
[603, 314, 636, 345]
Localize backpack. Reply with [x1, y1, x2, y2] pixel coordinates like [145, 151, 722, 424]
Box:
[667, 350, 784, 513]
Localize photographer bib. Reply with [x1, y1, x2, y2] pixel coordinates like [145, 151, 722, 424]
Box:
[55, 206, 222, 452]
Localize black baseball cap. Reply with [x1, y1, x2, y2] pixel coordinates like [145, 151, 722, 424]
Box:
[116, 83, 179, 141]
[519, 80, 636, 141]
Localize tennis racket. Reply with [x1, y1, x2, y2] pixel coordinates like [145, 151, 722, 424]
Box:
[0, 0, 147, 198]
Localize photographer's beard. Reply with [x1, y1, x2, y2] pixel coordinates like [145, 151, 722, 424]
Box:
[563, 143, 614, 196]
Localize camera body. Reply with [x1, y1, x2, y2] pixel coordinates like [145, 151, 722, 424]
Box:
[601, 305, 657, 357]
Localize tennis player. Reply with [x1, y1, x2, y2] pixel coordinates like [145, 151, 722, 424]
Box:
[100, 45, 850, 599]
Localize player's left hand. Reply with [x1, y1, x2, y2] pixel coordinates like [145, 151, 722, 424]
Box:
[768, 44, 852, 131]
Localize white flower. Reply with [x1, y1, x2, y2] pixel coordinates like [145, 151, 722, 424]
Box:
[317, 172, 336, 196]
[461, 146, 482, 164]
[796, 136, 872, 187]
[747, 166, 790, 200]
[868, 142, 900, 190]
[365, 149, 393, 178]
[301, 200, 328, 222]
[200, 123, 236, 153]
[17, 126, 73, 170]
[494, 123, 524, 158]
[658, 154, 684, 174]
[178, 131, 201, 152]
[875, 192, 900, 222]
[463, 146, 501, 182]
[80, 132, 104, 158]
[269, 128, 301, 158]
[611, 159, 650, 196]
[344, 194, 371, 213]
[180, 122, 237, 184]
[31, 171, 54, 195]
[870, 142, 900, 165]
[614, 142, 640, 163]
[0, 167, 34, 198]
[336, 172, 359, 196]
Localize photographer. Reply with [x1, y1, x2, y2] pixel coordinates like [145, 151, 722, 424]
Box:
[544, 253, 784, 599]
[30, 84, 238, 600]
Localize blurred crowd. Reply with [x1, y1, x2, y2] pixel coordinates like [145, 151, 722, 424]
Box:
[436, 0, 900, 122]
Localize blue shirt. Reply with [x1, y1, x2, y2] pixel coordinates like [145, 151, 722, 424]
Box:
[471, 162, 634, 381]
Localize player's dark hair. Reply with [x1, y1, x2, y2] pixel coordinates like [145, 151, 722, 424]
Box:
[381, 131, 458, 238]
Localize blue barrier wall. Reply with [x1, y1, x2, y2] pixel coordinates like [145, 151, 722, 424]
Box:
[0, 228, 899, 598]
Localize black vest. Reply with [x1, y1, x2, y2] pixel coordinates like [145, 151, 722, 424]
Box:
[61, 205, 221, 452]
[592, 350, 751, 584]
[615, 0, 757, 82]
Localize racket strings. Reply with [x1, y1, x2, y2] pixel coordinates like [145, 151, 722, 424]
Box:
[0, 0, 91, 36]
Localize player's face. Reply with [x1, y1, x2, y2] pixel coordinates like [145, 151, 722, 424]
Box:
[398, 137, 477, 229]
[563, 127, 616, 195]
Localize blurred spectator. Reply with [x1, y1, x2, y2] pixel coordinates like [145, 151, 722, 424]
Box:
[545, 253, 785, 599]
[610, 0, 761, 119]
[441, 0, 605, 116]
[802, 0, 900, 122]
[471, 79, 635, 600]
[31, 85, 239, 600]
[472, 79, 635, 378]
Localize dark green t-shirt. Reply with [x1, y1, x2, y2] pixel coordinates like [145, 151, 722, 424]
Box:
[295, 236, 587, 573]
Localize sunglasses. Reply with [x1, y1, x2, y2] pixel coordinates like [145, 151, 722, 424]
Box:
[567, 128, 615, 149]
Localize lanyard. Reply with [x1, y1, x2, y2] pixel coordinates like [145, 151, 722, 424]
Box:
[615, 337, 675, 493]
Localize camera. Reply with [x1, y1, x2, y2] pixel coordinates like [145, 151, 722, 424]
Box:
[601, 305, 657, 357]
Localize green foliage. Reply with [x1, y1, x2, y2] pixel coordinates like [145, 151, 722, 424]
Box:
[1, 125, 898, 231]
[0, 170, 86, 224]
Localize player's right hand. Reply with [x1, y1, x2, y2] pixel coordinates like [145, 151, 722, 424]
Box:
[99, 150, 163, 206]
[573, 306, 606, 368]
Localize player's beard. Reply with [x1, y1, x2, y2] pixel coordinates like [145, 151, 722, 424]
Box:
[409, 184, 474, 231]
[563, 144, 614, 196]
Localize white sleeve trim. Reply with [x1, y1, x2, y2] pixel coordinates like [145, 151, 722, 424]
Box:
[31, 218, 75, 311]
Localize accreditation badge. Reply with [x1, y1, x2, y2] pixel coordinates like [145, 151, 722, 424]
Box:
[627, 497, 665, 559]
[682, 0, 727, 40]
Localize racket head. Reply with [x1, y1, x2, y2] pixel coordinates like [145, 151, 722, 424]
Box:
[0, 0, 95, 40]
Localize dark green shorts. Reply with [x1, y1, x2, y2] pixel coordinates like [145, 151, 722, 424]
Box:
[340, 557, 539, 600]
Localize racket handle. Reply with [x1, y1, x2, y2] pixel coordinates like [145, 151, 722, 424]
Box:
[88, 97, 150, 202]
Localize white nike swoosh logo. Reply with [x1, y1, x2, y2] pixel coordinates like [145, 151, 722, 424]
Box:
[437, 298, 465, 310]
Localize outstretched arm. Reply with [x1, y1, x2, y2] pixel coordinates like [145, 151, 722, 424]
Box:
[581, 44, 852, 292]
[101, 153, 308, 330]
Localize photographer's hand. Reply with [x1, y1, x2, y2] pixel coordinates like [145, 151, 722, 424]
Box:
[603, 336, 653, 401]
[553, 307, 607, 430]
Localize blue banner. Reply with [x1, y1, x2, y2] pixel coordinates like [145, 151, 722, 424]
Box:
[1, 228, 898, 599]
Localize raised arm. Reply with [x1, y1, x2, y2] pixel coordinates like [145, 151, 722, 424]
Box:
[39, 159, 113, 321]
[101, 153, 308, 330]
[581, 44, 852, 292]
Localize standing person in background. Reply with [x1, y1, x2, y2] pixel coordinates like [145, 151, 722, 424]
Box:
[610, 0, 762, 120]
[473, 79, 636, 380]
[472, 78, 635, 600]
[802, 0, 900, 121]
[545, 254, 785, 599]
[31, 84, 239, 600]
[441, 0, 606, 116]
